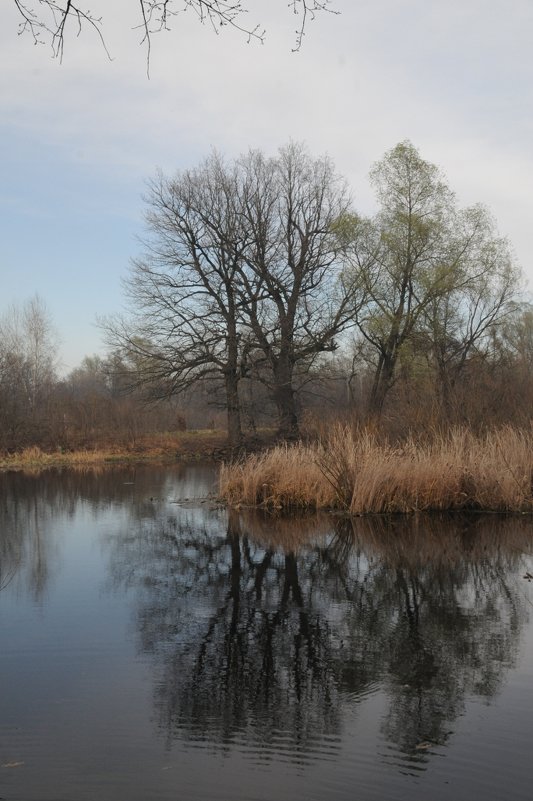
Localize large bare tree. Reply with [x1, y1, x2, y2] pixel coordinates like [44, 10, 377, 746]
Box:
[103, 153, 251, 446]
[105, 144, 357, 443]
[237, 144, 357, 438]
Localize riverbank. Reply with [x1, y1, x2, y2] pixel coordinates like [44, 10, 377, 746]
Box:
[0, 430, 235, 471]
[220, 426, 533, 514]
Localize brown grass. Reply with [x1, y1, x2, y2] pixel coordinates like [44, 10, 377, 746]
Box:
[0, 429, 235, 472]
[220, 425, 533, 514]
[0, 445, 137, 471]
[220, 442, 334, 510]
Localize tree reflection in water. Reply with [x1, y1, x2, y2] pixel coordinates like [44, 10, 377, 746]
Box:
[107, 505, 533, 770]
[0, 470, 62, 599]
[0, 463, 212, 600]
[338, 515, 527, 764]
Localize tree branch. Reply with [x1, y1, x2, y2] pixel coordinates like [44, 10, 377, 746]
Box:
[13, 0, 337, 65]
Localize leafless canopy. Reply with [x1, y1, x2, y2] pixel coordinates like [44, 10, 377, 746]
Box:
[13, 0, 337, 62]
[102, 144, 358, 443]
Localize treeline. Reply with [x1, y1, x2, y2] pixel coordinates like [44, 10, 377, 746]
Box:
[2, 141, 532, 453]
[1, 292, 533, 453]
[0, 299, 183, 452]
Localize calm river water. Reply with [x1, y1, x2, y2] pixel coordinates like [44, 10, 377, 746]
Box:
[1, 463, 533, 801]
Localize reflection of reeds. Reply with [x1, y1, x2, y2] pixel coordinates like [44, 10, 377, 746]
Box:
[230, 508, 533, 571]
[220, 426, 533, 514]
[337, 514, 533, 570]
[233, 508, 332, 553]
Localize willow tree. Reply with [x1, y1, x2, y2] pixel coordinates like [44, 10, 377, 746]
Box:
[350, 141, 520, 418]
[422, 205, 519, 418]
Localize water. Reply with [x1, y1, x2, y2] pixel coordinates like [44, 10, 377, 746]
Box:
[1, 464, 533, 801]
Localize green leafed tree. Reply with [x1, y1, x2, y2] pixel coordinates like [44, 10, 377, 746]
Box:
[348, 141, 520, 419]
[421, 205, 519, 418]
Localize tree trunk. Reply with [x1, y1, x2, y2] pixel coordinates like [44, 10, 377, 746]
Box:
[436, 364, 454, 421]
[367, 353, 395, 418]
[272, 360, 299, 440]
[224, 369, 243, 448]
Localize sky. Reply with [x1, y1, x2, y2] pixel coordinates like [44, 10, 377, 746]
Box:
[1, 0, 533, 373]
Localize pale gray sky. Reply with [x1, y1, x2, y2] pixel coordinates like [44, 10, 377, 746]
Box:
[2, 0, 532, 371]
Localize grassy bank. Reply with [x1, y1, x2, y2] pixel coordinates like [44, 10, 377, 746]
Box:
[220, 426, 533, 514]
[0, 430, 235, 471]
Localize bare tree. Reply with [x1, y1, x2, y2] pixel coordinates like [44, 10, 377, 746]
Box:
[104, 144, 358, 443]
[0, 295, 59, 449]
[103, 153, 251, 447]
[13, 0, 337, 62]
[237, 144, 358, 438]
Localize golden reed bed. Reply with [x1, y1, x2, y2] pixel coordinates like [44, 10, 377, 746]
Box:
[220, 426, 533, 514]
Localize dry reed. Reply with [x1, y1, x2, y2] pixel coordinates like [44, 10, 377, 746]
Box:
[219, 425, 533, 514]
[220, 442, 334, 510]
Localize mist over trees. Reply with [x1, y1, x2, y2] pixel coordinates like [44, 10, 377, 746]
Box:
[2, 141, 531, 454]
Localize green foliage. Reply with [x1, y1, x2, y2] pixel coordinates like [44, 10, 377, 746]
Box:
[345, 141, 520, 417]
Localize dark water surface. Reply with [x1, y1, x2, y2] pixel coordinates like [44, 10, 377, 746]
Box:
[1, 464, 533, 801]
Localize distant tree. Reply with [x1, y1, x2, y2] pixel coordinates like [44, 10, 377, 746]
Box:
[479, 303, 533, 426]
[0, 295, 59, 449]
[61, 352, 189, 447]
[422, 206, 519, 419]
[68, 354, 111, 396]
[499, 304, 533, 371]
[13, 0, 337, 61]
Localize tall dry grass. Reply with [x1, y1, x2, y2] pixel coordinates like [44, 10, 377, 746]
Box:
[219, 425, 533, 514]
[220, 443, 334, 510]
